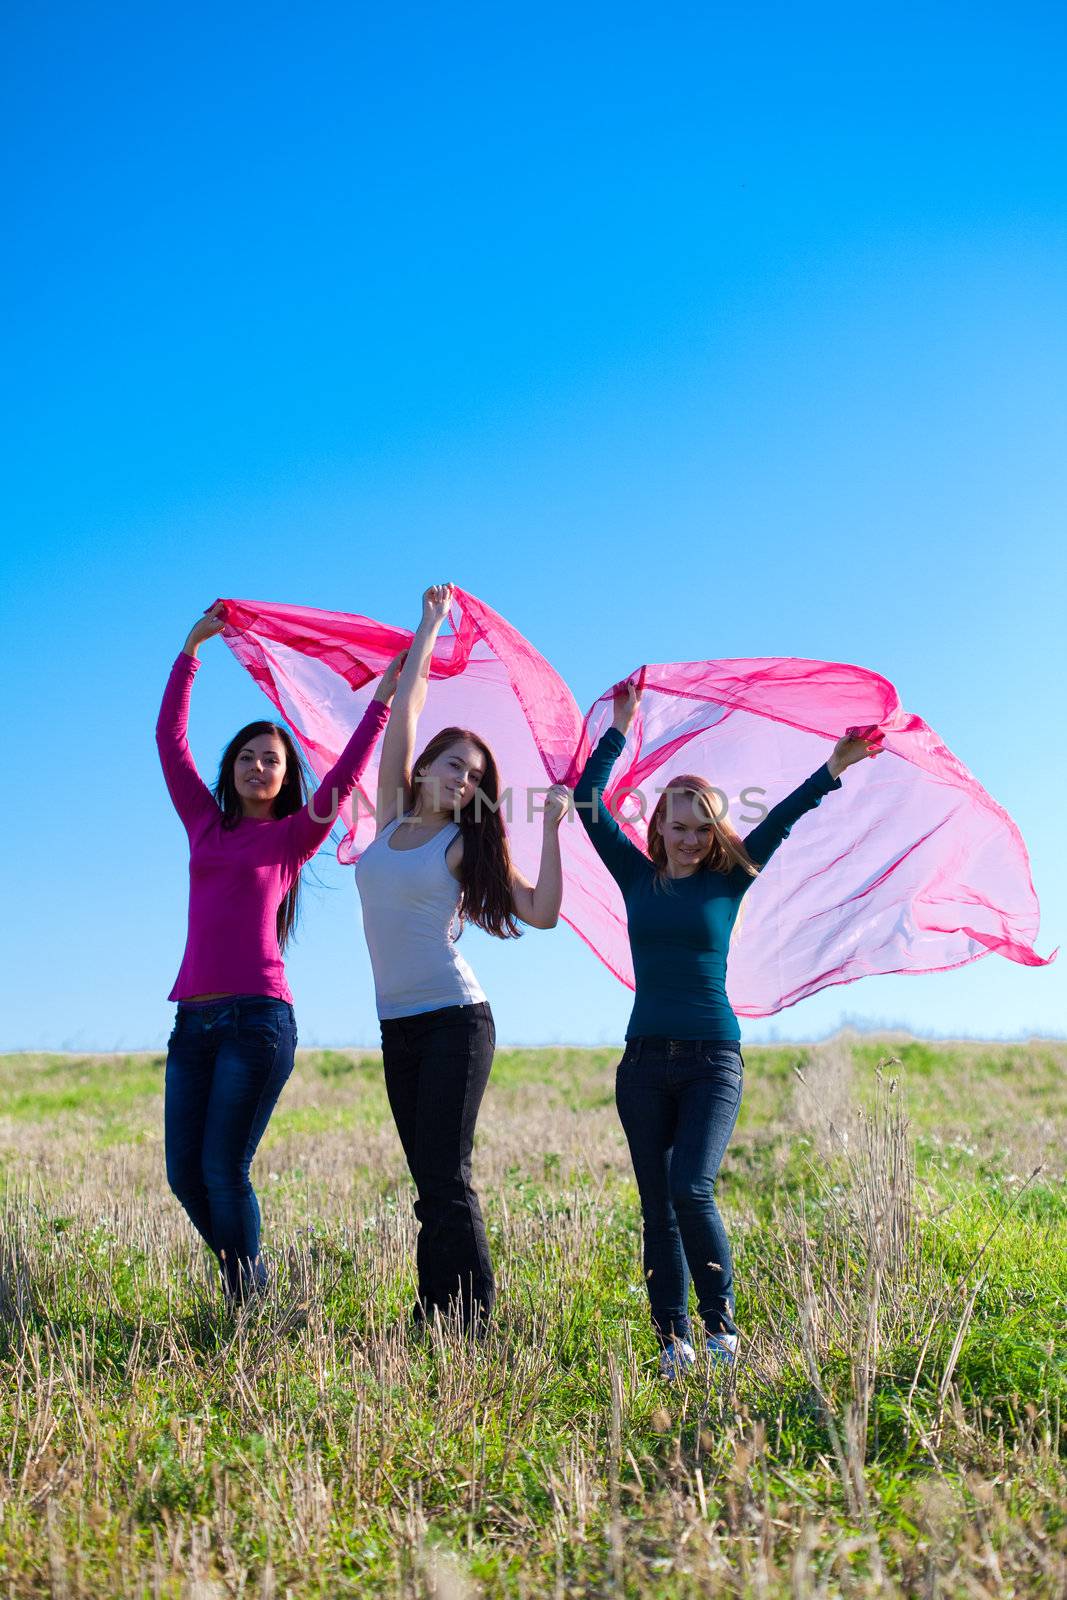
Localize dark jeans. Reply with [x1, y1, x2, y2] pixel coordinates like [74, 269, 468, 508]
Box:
[381, 1001, 496, 1330]
[164, 994, 297, 1297]
[615, 1037, 743, 1346]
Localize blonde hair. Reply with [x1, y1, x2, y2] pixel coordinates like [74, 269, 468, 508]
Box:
[647, 775, 759, 883]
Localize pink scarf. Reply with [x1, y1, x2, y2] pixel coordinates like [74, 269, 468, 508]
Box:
[214, 588, 1053, 1016]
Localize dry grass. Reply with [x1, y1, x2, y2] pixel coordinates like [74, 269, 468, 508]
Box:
[0, 1038, 1064, 1597]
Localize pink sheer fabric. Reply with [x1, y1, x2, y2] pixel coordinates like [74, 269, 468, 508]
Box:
[214, 590, 1053, 1016]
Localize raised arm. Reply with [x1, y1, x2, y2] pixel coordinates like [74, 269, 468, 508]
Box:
[572, 683, 649, 891]
[741, 731, 881, 870]
[156, 606, 226, 832]
[509, 785, 569, 928]
[288, 657, 402, 863]
[375, 585, 453, 832]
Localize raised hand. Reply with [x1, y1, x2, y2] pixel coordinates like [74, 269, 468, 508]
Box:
[183, 603, 227, 656]
[541, 783, 572, 829]
[827, 728, 884, 778]
[421, 584, 454, 630]
[611, 680, 642, 736]
[374, 651, 408, 705]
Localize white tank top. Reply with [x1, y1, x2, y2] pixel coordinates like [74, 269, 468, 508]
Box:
[354, 816, 487, 1020]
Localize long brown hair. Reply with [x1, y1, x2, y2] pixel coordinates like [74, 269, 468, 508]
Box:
[647, 775, 759, 884]
[214, 721, 310, 951]
[411, 726, 521, 940]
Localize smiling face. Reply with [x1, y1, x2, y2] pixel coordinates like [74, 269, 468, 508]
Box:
[415, 737, 487, 815]
[234, 731, 288, 809]
[654, 790, 717, 876]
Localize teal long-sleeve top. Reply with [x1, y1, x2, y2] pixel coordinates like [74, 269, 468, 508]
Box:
[574, 727, 842, 1042]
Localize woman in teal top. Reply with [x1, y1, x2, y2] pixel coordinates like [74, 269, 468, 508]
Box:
[575, 683, 879, 1377]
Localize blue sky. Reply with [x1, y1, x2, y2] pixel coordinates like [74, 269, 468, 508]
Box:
[3, 1, 1065, 1048]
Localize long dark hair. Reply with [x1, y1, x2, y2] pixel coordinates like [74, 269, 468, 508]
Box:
[214, 721, 310, 951]
[412, 726, 521, 940]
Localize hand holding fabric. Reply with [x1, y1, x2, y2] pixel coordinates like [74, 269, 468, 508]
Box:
[612, 681, 642, 736]
[183, 604, 226, 658]
[827, 730, 884, 778]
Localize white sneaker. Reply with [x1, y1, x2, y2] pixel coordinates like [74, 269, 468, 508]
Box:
[706, 1332, 738, 1366]
[658, 1339, 698, 1379]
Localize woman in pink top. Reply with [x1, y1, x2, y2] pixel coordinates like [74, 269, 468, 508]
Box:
[157, 604, 399, 1298]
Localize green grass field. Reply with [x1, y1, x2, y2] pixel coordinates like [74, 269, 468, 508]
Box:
[0, 1037, 1064, 1597]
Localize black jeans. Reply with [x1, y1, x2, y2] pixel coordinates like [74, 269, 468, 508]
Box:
[615, 1036, 743, 1346]
[381, 1001, 496, 1330]
[165, 995, 297, 1297]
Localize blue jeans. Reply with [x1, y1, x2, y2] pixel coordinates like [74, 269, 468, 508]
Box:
[615, 1037, 743, 1346]
[164, 995, 297, 1296]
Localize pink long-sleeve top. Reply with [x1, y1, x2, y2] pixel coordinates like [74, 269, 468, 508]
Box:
[157, 652, 388, 1004]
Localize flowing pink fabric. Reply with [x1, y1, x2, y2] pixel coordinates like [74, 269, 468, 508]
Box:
[214, 590, 1053, 1016]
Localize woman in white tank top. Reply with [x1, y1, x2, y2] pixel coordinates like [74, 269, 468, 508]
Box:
[355, 584, 568, 1333]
